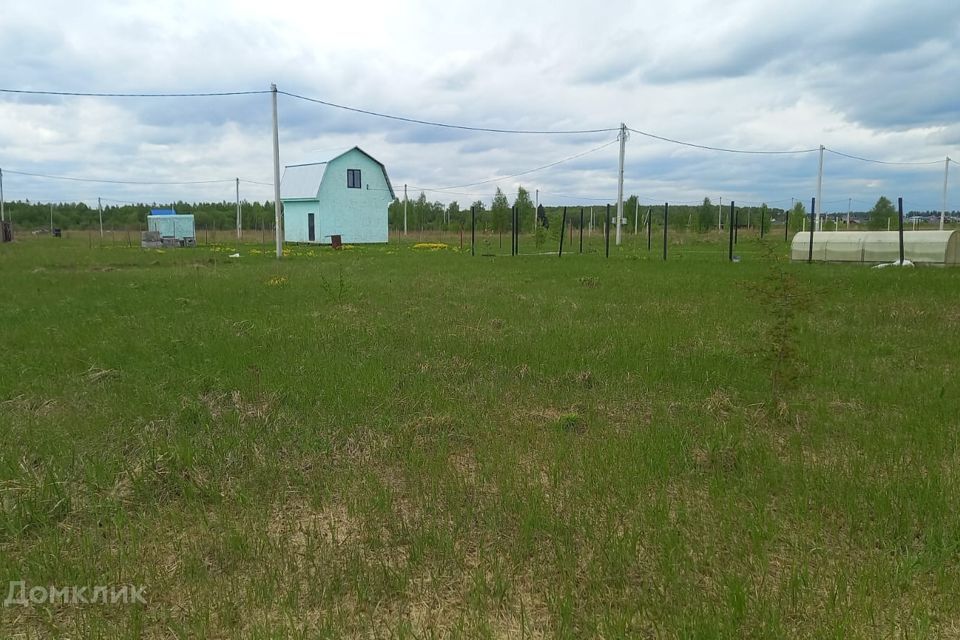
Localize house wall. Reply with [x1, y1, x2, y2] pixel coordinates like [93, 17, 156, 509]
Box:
[282, 148, 393, 244]
[282, 200, 318, 243]
[316, 149, 392, 243]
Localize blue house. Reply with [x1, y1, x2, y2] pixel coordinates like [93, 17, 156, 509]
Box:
[280, 147, 395, 244]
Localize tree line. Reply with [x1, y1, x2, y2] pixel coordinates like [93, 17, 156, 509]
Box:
[388, 187, 792, 235]
[3, 192, 938, 234]
[2, 200, 278, 231]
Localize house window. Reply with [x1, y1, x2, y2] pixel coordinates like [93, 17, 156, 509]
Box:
[347, 169, 361, 189]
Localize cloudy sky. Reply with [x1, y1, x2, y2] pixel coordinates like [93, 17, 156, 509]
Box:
[1, 0, 958, 212]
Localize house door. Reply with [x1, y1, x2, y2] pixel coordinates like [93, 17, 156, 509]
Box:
[308, 213, 316, 242]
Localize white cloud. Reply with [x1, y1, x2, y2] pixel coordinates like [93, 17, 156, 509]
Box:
[0, 0, 958, 211]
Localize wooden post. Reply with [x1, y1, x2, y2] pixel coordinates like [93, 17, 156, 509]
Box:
[728, 201, 735, 262]
[662, 203, 668, 261]
[558, 207, 567, 257]
[605, 204, 610, 258]
[579, 208, 584, 254]
[808, 197, 816, 263]
[647, 208, 652, 251]
[898, 197, 905, 264]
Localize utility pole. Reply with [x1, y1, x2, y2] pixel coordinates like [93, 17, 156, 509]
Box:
[717, 196, 722, 231]
[816, 144, 824, 231]
[270, 83, 283, 259]
[535, 188, 539, 231]
[0, 168, 5, 222]
[847, 197, 851, 229]
[236, 178, 241, 240]
[403, 184, 408, 236]
[942, 157, 951, 231]
[50, 203, 54, 234]
[615, 123, 627, 245]
[634, 197, 639, 235]
[98, 197, 104, 239]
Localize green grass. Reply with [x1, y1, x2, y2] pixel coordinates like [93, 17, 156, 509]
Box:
[1, 232, 959, 638]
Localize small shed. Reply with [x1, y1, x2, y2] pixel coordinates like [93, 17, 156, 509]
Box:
[147, 209, 196, 242]
[791, 230, 960, 265]
[281, 147, 395, 244]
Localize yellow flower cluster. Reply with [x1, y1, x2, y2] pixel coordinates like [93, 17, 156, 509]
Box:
[412, 243, 449, 251]
[266, 275, 288, 287]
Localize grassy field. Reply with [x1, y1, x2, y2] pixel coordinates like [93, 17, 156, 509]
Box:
[1, 232, 959, 638]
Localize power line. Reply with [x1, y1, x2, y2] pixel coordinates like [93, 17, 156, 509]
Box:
[278, 90, 619, 135]
[737, 198, 796, 205]
[0, 88, 269, 98]
[627, 127, 820, 155]
[99, 197, 150, 205]
[425, 139, 619, 191]
[397, 187, 493, 199]
[548, 192, 613, 202]
[3, 168, 237, 185]
[824, 147, 944, 166]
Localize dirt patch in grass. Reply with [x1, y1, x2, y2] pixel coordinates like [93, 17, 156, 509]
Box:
[195, 389, 275, 422]
[1, 394, 60, 417]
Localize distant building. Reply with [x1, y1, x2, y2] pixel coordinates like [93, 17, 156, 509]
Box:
[280, 147, 395, 244]
[146, 208, 195, 243]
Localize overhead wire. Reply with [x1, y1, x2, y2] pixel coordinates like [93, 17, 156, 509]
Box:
[2, 85, 957, 206]
[547, 193, 613, 202]
[2, 168, 235, 185]
[4, 168, 278, 187]
[0, 88, 269, 98]
[823, 147, 944, 166]
[626, 127, 820, 155]
[278, 90, 619, 135]
[424, 138, 619, 191]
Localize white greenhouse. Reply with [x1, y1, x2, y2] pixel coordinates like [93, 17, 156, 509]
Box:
[791, 231, 960, 265]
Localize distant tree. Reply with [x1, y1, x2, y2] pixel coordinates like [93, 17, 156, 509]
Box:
[668, 204, 688, 231]
[698, 197, 714, 232]
[388, 198, 403, 229]
[446, 201, 460, 226]
[413, 192, 428, 229]
[759, 203, 769, 232]
[490, 187, 510, 231]
[430, 201, 445, 227]
[624, 194, 639, 230]
[868, 196, 897, 230]
[788, 201, 807, 232]
[515, 186, 534, 232]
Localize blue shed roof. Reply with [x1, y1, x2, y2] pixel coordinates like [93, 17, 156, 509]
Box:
[150, 208, 177, 216]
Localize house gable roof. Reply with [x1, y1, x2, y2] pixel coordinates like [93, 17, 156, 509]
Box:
[280, 147, 396, 200]
[280, 162, 327, 200]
